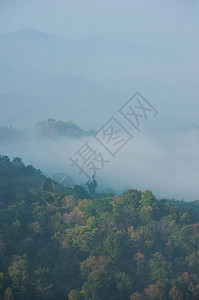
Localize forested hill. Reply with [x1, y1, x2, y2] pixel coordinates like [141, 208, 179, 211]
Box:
[0, 119, 95, 142]
[0, 155, 199, 299]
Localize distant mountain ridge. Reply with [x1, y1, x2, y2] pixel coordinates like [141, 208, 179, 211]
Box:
[0, 28, 118, 129]
[0, 28, 59, 41]
[0, 118, 95, 141]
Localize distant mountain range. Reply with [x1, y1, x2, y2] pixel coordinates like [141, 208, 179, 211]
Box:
[0, 119, 95, 142]
[0, 28, 120, 129]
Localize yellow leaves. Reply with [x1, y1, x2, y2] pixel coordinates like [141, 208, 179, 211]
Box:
[78, 201, 83, 207]
[142, 205, 153, 211]
[27, 222, 42, 235]
[86, 217, 98, 229]
[12, 220, 21, 228]
[128, 226, 135, 239]
[64, 222, 99, 252]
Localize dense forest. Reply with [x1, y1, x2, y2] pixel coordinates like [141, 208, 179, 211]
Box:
[0, 155, 199, 299]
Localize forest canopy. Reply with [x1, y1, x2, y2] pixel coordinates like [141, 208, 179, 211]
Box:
[0, 155, 199, 299]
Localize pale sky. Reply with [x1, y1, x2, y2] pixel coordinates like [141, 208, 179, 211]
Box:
[0, 0, 199, 200]
[0, 0, 199, 40]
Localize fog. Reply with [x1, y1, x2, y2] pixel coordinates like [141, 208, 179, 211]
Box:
[1, 123, 199, 201]
[0, 0, 199, 200]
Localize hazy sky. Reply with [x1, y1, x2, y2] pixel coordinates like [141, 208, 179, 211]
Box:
[0, 0, 198, 128]
[1, 0, 199, 40]
[0, 0, 199, 200]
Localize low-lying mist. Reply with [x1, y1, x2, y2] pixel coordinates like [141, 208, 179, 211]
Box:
[1, 126, 199, 201]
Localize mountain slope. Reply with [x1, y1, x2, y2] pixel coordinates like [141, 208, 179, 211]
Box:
[0, 155, 199, 299]
[0, 119, 95, 141]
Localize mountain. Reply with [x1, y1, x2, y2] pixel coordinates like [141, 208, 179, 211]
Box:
[0, 28, 106, 75]
[0, 28, 119, 129]
[0, 28, 58, 42]
[0, 119, 95, 142]
[33, 119, 95, 139]
[0, 126, 24, 142]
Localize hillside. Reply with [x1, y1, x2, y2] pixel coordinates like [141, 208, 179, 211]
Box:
[0, 119, 95, 142]
[0, 155, 199, 299]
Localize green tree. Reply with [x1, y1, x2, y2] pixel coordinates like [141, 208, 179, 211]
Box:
[8, 257, 28, 292]
[4, 288, 15, 300]
[68, 290, 83, 300]
[121, 189, 142, 209]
